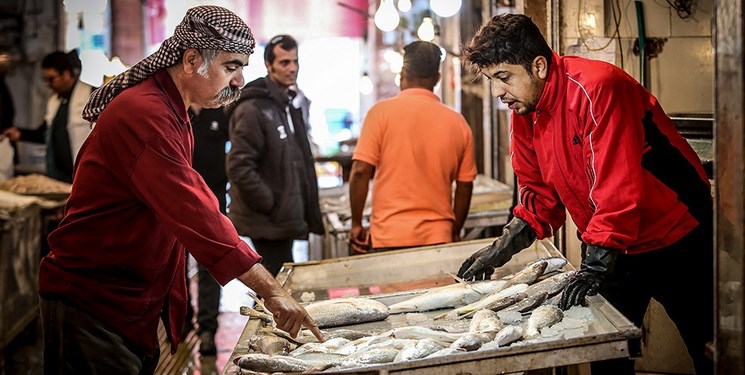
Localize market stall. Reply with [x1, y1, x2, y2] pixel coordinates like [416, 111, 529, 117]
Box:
[318, 175, 513, 259]
[0, 191, 41, 350]
[222, 239, 641, 374]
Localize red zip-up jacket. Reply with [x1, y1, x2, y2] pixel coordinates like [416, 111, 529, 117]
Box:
[39, 70, 261, 355]
[512, 52, 710, 253]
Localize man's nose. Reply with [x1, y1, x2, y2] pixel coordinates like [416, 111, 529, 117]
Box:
[232, 72, 245, 88]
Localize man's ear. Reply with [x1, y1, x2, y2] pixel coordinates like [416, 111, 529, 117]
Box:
[533, 55, 548, 80]
[182, 49, 201, 74]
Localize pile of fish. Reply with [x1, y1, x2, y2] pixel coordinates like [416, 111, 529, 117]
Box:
[235, 256, 591, 373]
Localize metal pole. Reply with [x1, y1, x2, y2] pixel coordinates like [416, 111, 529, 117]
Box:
[715, 0, 745, 372]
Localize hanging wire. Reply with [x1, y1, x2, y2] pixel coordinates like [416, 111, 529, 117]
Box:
[666, 0, 693, 19]
[611, 0, 623, 69]
[577, 0, 621, 51]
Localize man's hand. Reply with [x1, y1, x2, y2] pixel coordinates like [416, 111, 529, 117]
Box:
[349, 225, 369, 255]
[237, 264, 325, 342]
[263, 295, 324, 342]
[2, 127, 20, 142]
[559, 244, 619, 310]
[457, 216, 537, 280]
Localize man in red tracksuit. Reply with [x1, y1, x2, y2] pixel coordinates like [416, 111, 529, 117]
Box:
[457, 14, 712, 375]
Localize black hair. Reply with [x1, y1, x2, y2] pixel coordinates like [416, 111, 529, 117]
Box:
[462, 14, 552, 74]
[41, 50, 81, 76]
[263, 35, 298, 64]
[402, 41, 441, 87]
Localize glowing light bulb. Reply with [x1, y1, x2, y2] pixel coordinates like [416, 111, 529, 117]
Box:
[430, 0, 462, 17]
[360, 74, 373, 95]
[374, 0, 399, 32]
[417, 17, 436, 41]
[397, 0, 411, 12]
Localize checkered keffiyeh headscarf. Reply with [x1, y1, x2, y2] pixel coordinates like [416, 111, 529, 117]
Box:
[83, 5, 255, 122]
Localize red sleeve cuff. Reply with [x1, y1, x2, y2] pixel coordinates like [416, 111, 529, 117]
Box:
[206, 240, 262, 286]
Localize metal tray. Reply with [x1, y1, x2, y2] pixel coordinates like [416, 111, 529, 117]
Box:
[223, 239, 642, 374]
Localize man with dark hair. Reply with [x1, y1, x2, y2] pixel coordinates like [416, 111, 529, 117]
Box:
[348, 41, 477, 253]
[37, 7, 323, 374]
[457, 14, 712, 375]
[227, 34, 324, 277]
[3, 50, 94, 182]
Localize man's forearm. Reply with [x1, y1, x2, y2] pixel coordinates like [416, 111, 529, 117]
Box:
[236, 263, 288, 299]
[348, 160, 373, 227]
[453, 181, 474, 233]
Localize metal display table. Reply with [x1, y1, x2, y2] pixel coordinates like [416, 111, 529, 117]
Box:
[222, 239, 641, 374]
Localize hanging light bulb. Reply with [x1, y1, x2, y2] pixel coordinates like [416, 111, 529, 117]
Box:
[430, 0, 462, 17]
[397, 0, 411, 12]
[359, 73, 374, 95]
[374, 0, 400, 32]
[417, 17, 436, 41]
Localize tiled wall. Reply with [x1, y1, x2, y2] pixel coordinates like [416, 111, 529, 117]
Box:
[561, 0, 713, 115]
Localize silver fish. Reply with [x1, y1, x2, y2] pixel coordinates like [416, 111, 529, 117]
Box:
[394, 338, 446, 361]
[248, 333, 296, 356]
[304, 297, 389, 328]
[389, 326, 463, 344]
[388, 279, 508, 314]
[289, 337, 351, 357]
[461, 292, 527, 319]
[524, 305, 564, 339]
[494, 325, 524, 347]
[426, 347, 467, 358]
[532, 256, 568, 274]
[442, 283, 529, 319]
[525, 271, 576, 298]
[234, 353, 314, 372]
[503, 260, 548, 287]
[336, 347, 399, 368]
[502, 291, 549, 314]
[450, 332, 495, 351]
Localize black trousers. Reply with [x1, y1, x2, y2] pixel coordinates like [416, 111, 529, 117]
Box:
[251, 238, 294, 277]
[590, 220, 714, 375]
[196, 262, 221, 334]
[40, 298, 159, 375]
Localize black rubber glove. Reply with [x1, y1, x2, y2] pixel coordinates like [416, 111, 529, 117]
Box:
[457, 217, 537, 280]
[559, 244, 619, 310]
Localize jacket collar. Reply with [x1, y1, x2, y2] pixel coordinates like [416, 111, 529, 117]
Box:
[534, 51, 565, 116]
[153, 70, 189, 123]
[264, 76, 292, 107]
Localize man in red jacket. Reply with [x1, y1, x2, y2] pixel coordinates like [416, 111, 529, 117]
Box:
[457, 14, 712, 375]
[38, 6, 322, 374]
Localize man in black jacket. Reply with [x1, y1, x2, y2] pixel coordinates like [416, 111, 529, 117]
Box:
[226, 34, 324, 277]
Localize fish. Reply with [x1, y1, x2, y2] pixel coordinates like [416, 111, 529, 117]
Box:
[394, 338, 446, 361]
[468, 309, 504, 333]
[502, 291, 549, 314]
[503, 260, 548, 287]
[532, 256, 568, 274]
[289, 337, 351, 357]
[493, 325, 524, 347]
[525, 271, 576, 298]
[426, 347, 467, 358]
[304, 297, 389, 328]
[460, 292, 527, 319]
[247, 333, 296, 356]
[233, 353, 314, 372]
[239, 305, 274, 324]
[388, 326, 464, 344]
[439, 283, 529, 319]
[524, 305, 564, 339]
[388, 279, 508, 314]
[334, 347, 399, 368]
[292, 351, 348, 367]
[450, 309, 503, 351]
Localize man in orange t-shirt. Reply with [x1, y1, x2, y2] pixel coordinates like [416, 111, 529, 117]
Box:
[349, 41, 477, 253]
